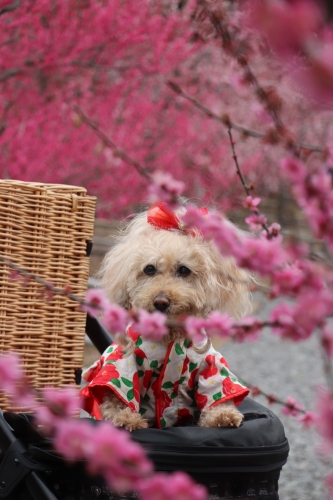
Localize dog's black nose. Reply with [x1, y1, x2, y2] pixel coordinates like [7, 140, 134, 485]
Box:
[153, 295, 170, 312]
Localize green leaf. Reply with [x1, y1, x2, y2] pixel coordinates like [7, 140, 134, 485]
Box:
[142, 394, 150, 402]
[110, 378, 121, 388]
[179, 376, 186, 385]
[175, 343, 184, 355]
[136, 337, 143, 347]
[184, 338, 191, 348]
[105, 360, 116, 364]
[162, 381, 173, 389]
[139, 407, 147, 415]
[220, 367, 229, 377]
[127, 389, 134, 401]
[136, 355, 144, 366]
[160, 417, 166, 429]
[232, 377, 245, 386]
[121, 377, 133, 388]
[138, 370, 144, 378]
[189, 362, 198, 373]
[170, 392, 177, 399]
[106, 346, 114, 353]
[150, 360, 158, 368]
[213, 391, 222, 402]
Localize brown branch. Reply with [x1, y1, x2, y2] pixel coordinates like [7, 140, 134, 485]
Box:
[0, 0, 20, 16]
[0, 68, 21, 82]
[227, 126, 251, 196]
[167, 80, 324, 153]
[199, 1, 289, 140]
[241, 379, 307, 415]
[0, 255, 90, 309]
[73, 106, 152, 181]
[227, 126, 272, 236]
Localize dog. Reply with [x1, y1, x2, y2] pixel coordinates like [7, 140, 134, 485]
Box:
[81, 201, 252, 431]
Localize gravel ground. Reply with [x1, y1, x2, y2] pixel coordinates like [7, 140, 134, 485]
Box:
[220, 292, 333, 500]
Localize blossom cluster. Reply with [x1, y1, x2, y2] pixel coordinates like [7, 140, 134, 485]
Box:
[246, 0, 333, 106]
[0, 353, 206, 499]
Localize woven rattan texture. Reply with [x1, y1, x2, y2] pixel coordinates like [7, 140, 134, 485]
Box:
[0, 180, 96, 411]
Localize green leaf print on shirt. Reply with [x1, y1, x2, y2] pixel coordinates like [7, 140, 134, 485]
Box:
[121, 377, 133, 387]
[213, 391, 223, 401]
[189, 362, 198, 373]
[110, 378, 121, 388]
[175, 343, 184, 355]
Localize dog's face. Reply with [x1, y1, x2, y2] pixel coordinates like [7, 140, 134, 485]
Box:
[126, 234, 211, 318]
[101, 212, 252, 321]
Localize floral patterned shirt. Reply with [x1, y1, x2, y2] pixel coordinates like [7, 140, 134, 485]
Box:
[80, 327, 249, 428]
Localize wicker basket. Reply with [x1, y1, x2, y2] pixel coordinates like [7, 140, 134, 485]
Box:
[0, 180, 96, 411]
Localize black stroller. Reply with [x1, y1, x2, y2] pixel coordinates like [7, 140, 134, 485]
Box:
[0, 316, 289, 500]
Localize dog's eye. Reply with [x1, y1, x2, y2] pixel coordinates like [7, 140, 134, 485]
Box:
[177, 266, 191, 277]
[144, 265, 157, 276]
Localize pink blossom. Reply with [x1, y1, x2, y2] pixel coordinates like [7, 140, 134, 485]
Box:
[184, 316, 207, 343]
[102, 303, 129, 334]
[322, 326, 333, 358]
[270, 302, 299, 340]
[182, 207, 243, 260]
[238, 238, 286, 275]
[296, 42, 333, 106]
[270, 265, 306, 298]
[247, 0, 322, 58]
[138, 471, 207, 500]
[282, 396, 303, 417]
[8, 269, 21, 281]
[297, 411, 318, 429]
[245, 213, 267, 232]
[236, 317, 262, 342]
[0, 353, 24, 392]
[87, 420, 152, 478]
[268, 222, 281, 239]
[316, 387, 333, 452]
[42, 386, 81, 417]
[54, 419, 94, 461]
[242, 195, 261, 211]
[326, 472, 333, 500]
[271, 292, 333, 342]
[83, 289, 109, 316]
[133, 309, 168, 340]
[148, 171, 185, 206]
[205, 311, 234, 339]
[280, 157, 306, 183]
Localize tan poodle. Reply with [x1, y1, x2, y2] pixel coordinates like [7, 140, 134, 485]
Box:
[81, 202, 252, 431]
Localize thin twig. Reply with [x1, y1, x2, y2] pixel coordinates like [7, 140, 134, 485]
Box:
[0, 68, 21, 83]
[73, 106, 152, 181]
[227, 126, 251, 196]
[228, 126, 272, 236]
[0, 255, 89, 308]
[0, 0, 20, 16]
[167, 81, 324, 153]
[241, 378, 307, 415]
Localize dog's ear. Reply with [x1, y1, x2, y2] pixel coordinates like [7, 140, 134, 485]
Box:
[204, 248, 253, 320]
[99, 242, 132, 309]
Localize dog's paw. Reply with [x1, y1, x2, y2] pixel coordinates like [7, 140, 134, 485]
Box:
[198, 404, 243, 428]
[112, 407, 149, 432]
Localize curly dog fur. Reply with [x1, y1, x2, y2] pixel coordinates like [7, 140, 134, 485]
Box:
[98, 205, 252, 430]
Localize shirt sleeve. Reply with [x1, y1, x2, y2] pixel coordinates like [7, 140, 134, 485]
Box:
[195, 350, 249, 410]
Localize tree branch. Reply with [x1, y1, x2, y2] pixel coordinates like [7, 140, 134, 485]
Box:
[0, 68, 21, 83]
[0, 0, 20, 16]
[167, 80, 324, 153]
[73, 106, 152, 181]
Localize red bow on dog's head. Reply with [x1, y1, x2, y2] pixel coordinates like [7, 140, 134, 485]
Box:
[147, 201, 208, 236]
